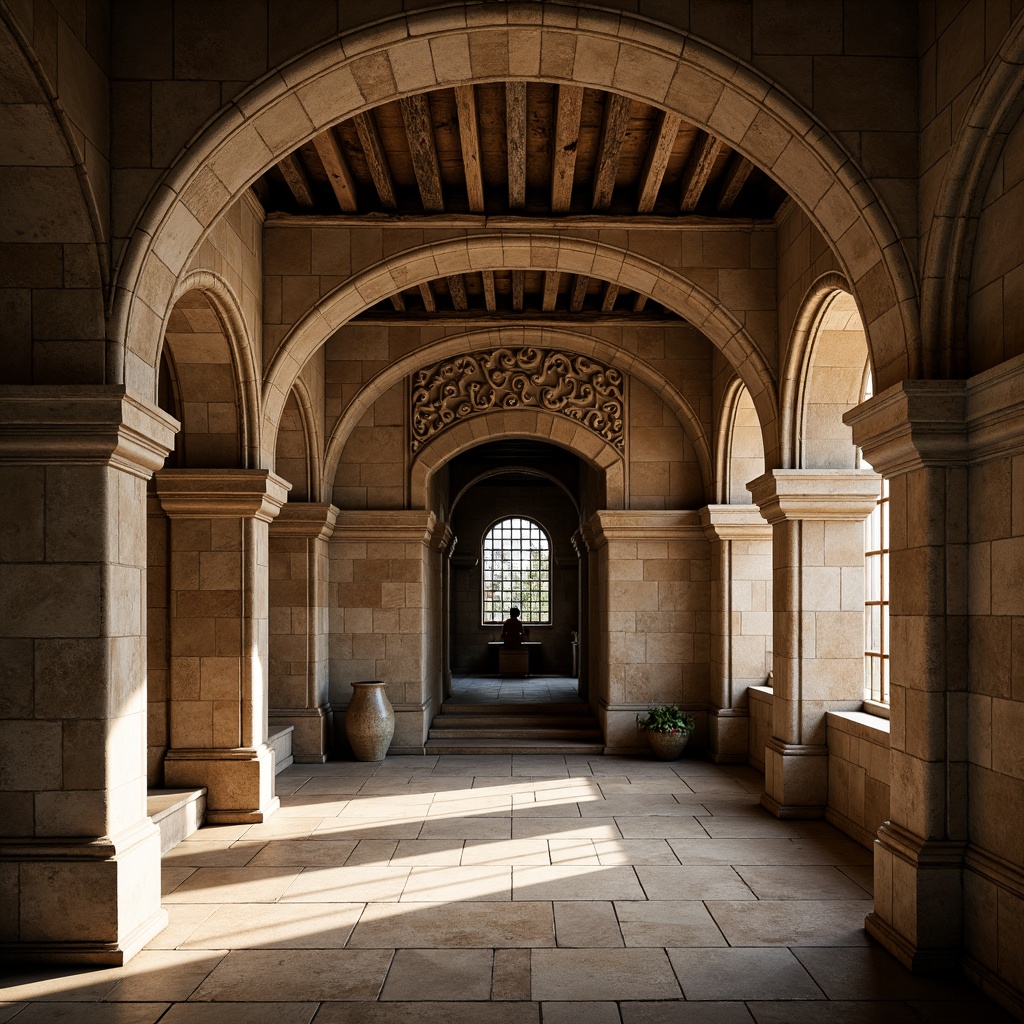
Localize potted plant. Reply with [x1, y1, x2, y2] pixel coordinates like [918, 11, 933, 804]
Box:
[636, 705, 696, 760]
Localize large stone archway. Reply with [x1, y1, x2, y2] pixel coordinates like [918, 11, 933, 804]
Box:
[110, 4, 919, 400]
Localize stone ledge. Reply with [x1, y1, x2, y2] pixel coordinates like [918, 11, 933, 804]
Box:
[826, 709, 891, 742]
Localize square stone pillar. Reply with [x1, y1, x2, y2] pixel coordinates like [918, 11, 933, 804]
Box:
[328, 510, 440, 755]
[0, 385, 177, 964]
[700, 505, 773, 763]
[155, 469, 290, 823]
[268, 502, 338, 763]
[584, 511, 712, 754]
[846, 382, 969, 972]
[748, 470, 880, 818]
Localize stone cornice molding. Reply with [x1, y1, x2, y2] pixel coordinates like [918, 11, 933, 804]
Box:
[155, 469, 291, 521]
[269, 502, 339, 540]
[431, 522, 456, 553]
[332, 510, 437, 545]
[747, 470, 880, 523]
[965, 351, 1024, 462]
[699, 504, 772, 541]
[843, 381, 968, 475]
[0, 385, 179, 479]
[585, 509, 705, 547]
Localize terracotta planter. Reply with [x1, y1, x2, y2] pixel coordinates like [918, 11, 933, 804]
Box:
[646, 729, 690, 761]
[345, 681, 395, 761]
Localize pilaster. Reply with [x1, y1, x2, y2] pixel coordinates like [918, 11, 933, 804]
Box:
[748, 470, 880, 818]
[155, 468, 291, 823]
[0, 386, 177, 963]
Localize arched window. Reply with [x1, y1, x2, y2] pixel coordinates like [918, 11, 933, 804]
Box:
[861, 372, 889, 705]
[481, 517, 551, 625]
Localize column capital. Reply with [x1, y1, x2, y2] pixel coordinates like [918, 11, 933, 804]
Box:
[155, 469, 291, 521]
[332, 509, 437, 544]
[843, 380, 968, 475]
[699, 504, 772, 541]
[269, 502, 339, 540]
[747, 469, 880, 524]
[0, 385, 178, 479]
[584, 509, 704, 546]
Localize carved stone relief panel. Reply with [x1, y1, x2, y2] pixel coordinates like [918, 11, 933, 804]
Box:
[410, 348, 625, 453]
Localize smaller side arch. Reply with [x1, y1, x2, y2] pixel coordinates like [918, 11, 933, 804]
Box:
[714, 377, 765, 504]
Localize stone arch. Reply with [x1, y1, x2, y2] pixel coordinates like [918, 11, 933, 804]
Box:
[161, 270, 260, 468]
[715, 377, 765, 505]
[112, 4, 918, 401]
[920, 9, 1024, 378]
[781, 278, 870, 471]
[410, 409, 626, 511]
[0, 10, 107, 384]
[451, 466, 580, 520]
[320, 324, 713, 501]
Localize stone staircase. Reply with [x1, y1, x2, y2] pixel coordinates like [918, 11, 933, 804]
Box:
[426, 701, 604, 754]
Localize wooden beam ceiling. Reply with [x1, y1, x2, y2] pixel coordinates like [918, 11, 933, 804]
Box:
[551, 84, 584, 213]
[680, 131, 723, 214]
[311, 130, 358, 213]
[716, 154, 754, 213]
[279, 153, 314, 208]
[592, 93, 633, 210]
[400, 94, 444, 213]
[454, 85, 485, 214]
[637, 111, 681, 213]
[506, 82, 528, 211]
[353, 111, 397, 210]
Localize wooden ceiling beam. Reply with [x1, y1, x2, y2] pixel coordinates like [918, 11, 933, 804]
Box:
[637, 111, 681, 213]
[551, 84, 584, 214]
[512, 270, 525, 311]
[418, 281, 436, 313]
[570, 274, 589, 313]
[400, 93, 445, 213]
[279, 152, 315, 208]
[390, 292, 407, 312]
[311, 129, 358, 213]
[542, 271, 560, 312]
[506, 81, 528, 211]
[448, 274, 468, 311]
[482, 270, 497, 312]
[601, 281, 619, 313]
[353, 111, 397, 211]
[716, 154, 754, 213]
[633, 292, 648, 313]
[680, 131, 723, 213]
[592, 93, 633, 210]
[454, 85, 485, 214]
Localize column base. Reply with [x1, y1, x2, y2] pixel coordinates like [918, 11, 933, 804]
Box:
[761, 737, 828, 818]
[709, 708, 749, 764]
[0, 820, 167, 965]
[269, 704, 332, 763]
[164, 745, 280, 823]
[866, 821, 965, 971]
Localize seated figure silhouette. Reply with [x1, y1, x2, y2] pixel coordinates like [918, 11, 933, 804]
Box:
[500, 607, 527, 646]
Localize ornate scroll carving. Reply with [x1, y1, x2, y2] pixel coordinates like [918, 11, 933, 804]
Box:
[410, 348, 625, 452]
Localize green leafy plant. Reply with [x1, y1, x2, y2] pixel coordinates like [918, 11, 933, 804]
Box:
[636, 705, 696, 735]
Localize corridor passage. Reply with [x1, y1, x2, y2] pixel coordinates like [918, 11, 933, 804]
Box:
[1, 757, 1011, 1023]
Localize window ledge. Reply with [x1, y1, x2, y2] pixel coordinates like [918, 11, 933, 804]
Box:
[826, 709, 890, 741]
[863, 699, 890, 720]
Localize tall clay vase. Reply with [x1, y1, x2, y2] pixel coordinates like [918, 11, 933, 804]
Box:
[345, 681, 395, 761]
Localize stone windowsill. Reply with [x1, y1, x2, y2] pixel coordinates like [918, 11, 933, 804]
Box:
[748, 685, 773, 704]
[826, 709, 890, 743]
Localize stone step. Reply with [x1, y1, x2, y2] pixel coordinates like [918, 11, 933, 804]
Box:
[425, 737, 606, 755]
[429, 726, 603, 741]
[441, 702, 587, 715]
[430, 714, 595, 729]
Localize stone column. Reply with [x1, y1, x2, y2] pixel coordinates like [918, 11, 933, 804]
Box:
[155, 469, 290, 823]
[268, 502, 338, 763]
[329, 510, 438, 755]
[700, 505, 773, 763]
[0, 385, 177, 964]
[846, 382, 969, 971]
[748, 470, 880, 818]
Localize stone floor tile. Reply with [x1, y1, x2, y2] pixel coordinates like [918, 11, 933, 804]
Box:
[379, 948, 493, 1001]
[462, 839, 551, 865]
[237, 817, 326, 839]
[426, 797, 514, 816]
[182, 825, 253, 843]
[104, 950, 226, 1001]
[707, 900, 872, 947]
[0, 1004, 169, 1023]
[697, 817, 803, 839]
[541, 1000, 622, 1023]
[0, 967, 121, 1002]
[163, 841, 265, 868]
[162, 867, 302, 904]
[310, 820, 424, 840]
[514, 865, 645, 901]
[615, 900, 727, 947]
[276, 796, 351, 816]
[157, 1003, 319, 1023]
[511, 801, 582, 816]
[547, 838, 601, 864]
[391, 839, 464, 865]
[349, 899, 554, 948]
[493, 948, 532, 999]
[163, 866, 197, 895]
[903, 999, 1021, 1023]
[698, 798, 766, 816]
[837, 863, 874, 893]
[312, 1003, 540, 1023]
[418, 815, 512, 839]
[636, 865, 755, 901]
[594, 839, 680, 864]
[579, 797, 697, 817]
[344, 840, 400, 865]
[280, 864, 410, 902]
[189, 949, 393, 1001]
[513, 818, 620, 840]
[246, 839, 357, 866]
[621, 1002, 755, 1024]
[735, 865, 873, 900]
[400, 864, 512, 901]
[666, 839, 814, 865]
[745, 1002, 919, 1023]
[553, 900, 624, 947]
[178, 901, 364, 949]
[145, 904, 220, 950]
[667, 947, 823, 1001]
[614, 817, 709, 839]
[531, 948, 681, 1000]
